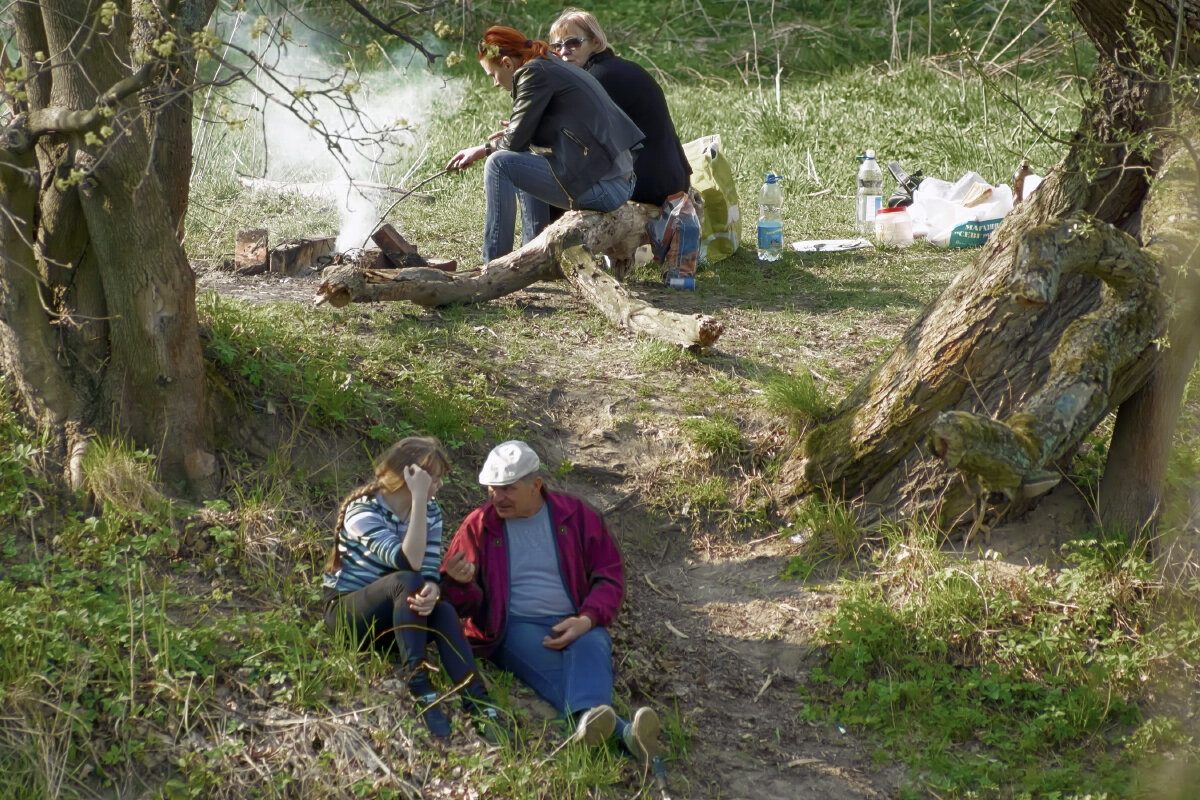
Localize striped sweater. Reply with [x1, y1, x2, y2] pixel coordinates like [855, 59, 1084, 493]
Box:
[322, 494, 444, 593]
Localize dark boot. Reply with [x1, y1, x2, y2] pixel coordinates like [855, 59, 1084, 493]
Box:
[462, 682, 515, 745]
[409, 675, 451, 738]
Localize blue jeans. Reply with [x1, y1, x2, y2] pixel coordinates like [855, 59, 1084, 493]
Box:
[492, 615, 614, 717]
[324, 571, 476, 685]
[482, 150, 634, 262]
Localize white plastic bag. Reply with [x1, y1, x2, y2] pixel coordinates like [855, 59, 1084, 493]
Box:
[908, 171, 1014, 247]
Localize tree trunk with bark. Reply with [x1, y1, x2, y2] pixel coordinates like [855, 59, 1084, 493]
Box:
[783, 0, 1200, 542]
[0, 0, 217, 489]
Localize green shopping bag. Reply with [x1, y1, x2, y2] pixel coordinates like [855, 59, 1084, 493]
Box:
[682, 134, 741, 263]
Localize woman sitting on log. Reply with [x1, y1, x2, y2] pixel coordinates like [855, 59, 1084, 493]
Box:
[446, 26, 645, 262]
[548, 8, 691, 208]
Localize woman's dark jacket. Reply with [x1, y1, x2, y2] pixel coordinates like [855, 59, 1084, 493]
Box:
[498, 56, 644, 204]
[583, 50, 691, 206]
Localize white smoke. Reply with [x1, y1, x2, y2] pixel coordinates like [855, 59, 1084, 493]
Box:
[206, 12, 459, 252]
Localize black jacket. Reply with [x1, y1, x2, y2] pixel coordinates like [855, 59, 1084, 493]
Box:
[498, 56, 644, 204]
[583, 50, 691, 206]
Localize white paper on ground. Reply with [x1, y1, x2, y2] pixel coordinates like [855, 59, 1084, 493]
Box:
[791, 238, 873, 252]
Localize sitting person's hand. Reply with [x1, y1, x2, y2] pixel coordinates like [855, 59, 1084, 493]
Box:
[444, 550, 477, 583]
[542, 614, 593, 650]
[403, 463, 435, 500]
[407, 581, 440, 617]
[446, 145, 489, 171]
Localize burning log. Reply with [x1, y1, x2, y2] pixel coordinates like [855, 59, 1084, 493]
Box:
[371, 224, 456, 272]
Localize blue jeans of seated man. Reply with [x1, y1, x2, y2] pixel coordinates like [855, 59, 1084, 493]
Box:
[482, 150, 634, 263]
[492, 615, 614, 718]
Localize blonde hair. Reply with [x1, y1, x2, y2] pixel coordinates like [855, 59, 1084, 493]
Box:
[549, 8, 610, 52]
[324, 436, 450, 573]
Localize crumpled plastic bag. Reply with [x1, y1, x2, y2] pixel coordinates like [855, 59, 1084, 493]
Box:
[908, 171, 1017, 248]
[646, 191, 701, 289]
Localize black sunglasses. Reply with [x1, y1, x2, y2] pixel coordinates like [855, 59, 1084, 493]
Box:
[549, 36, 591, 52]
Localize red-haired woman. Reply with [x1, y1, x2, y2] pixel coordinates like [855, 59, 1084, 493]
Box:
[447, 26, 644, 262]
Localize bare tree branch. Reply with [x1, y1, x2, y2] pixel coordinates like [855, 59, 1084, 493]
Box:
[341, 0, 445, 67]
[19, 63, 156, 144]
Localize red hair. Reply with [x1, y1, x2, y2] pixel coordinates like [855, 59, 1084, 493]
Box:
[477, 26, 550, 65]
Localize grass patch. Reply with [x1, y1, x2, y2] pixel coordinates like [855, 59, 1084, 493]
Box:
[680, 415, 745, 462]
[801, 526, 1200, 797]
[763, 371, 833, 431]
[200, 294, 511, 450]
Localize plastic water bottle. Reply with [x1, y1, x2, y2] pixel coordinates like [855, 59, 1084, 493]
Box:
[856, 150, 883, 233]
[756, 173, 783, 261]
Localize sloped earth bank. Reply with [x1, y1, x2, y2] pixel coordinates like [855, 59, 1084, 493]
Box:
[196, 263, 1093, 798]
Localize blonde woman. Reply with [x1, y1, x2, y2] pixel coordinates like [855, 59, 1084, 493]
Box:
[322, 437, 506, 741]
[549, 8, 690, 207]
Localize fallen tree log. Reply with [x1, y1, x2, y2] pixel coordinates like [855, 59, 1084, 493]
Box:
[558, 245, 723, 348]
[314, 202, 659, 309]
[237, 176, 434, 203]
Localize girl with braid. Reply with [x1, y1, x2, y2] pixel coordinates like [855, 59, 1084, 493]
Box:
[322, 437, 508, 741]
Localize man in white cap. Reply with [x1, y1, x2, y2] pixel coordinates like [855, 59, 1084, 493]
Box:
[442, 440, 663, 771]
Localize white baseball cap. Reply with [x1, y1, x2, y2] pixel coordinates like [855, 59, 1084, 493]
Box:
[478, 440, 541, 486]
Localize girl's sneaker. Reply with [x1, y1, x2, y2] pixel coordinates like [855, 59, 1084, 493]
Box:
[473, 705, 515, 745]
[415, 692, 452, 738]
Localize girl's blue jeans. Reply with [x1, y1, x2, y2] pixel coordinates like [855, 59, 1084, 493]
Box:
[324, 570, 475, 684]
[492, 615, 614, 718]
[482, 150, 634, 262]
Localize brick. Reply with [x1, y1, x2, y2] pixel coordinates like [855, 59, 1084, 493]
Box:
[235, 228, 268, 271]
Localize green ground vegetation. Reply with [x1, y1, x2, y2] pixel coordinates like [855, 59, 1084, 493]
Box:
[4, 2, 1199, 798]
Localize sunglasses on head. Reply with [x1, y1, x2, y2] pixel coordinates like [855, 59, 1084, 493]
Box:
[550, 36, 591, 52]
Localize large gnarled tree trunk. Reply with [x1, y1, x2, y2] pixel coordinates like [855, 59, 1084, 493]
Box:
[1, 0, 217, 488]
[784, 0, 1200, 542]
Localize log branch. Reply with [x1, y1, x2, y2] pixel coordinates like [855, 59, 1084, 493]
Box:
[314, 203, 659, 308]
[558, 244, 723, 348]
[927, 215, 1163, 508]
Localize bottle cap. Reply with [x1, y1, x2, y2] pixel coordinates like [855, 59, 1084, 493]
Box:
[878, 206, 907, 214]
[765, 173, 778, 183]
[866, 149, 875, 159]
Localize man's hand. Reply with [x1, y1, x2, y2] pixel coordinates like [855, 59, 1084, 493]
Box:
[407, 581, 439, 617]
[444, 550, 476, 583]
[542, 615, 593, 650]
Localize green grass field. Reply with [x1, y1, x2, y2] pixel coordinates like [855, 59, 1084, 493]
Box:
[3, 2, 1199, 798]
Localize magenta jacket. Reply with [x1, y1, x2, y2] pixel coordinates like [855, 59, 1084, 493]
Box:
[441, 492, 624, 657]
